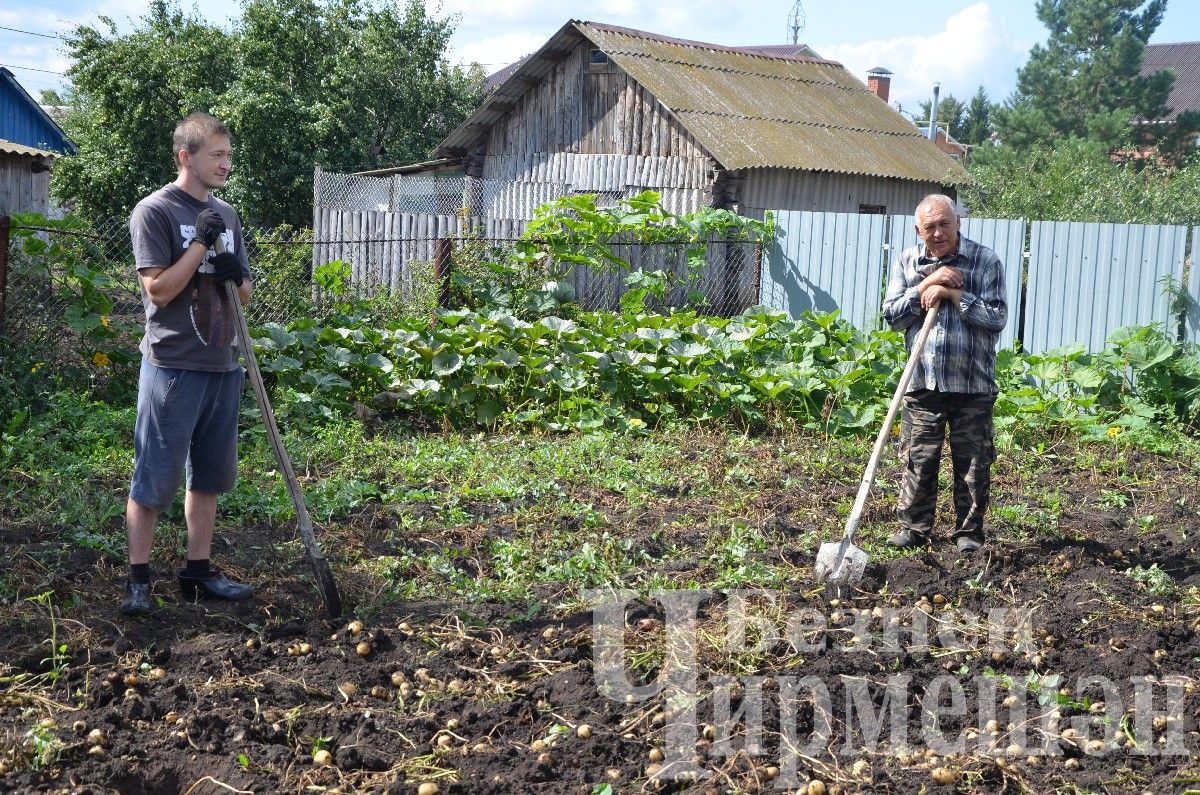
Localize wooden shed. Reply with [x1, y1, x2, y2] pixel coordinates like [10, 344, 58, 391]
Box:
[431, 20, 970, 218]
[0, 139, 58, 216]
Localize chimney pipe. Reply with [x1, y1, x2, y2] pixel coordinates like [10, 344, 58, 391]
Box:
[928, 83, 940, 142]
[866, 67, 892, 103]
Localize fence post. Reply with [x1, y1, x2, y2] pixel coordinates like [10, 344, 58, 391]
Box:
[0, 215, 10, 332]
[434, 236, 453, 308]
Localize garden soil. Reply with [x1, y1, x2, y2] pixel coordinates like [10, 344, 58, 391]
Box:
[2, 439, 1200, 794]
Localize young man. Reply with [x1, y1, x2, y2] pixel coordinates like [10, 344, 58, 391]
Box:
[121, 112, 254, 615]
[881, 194, 1007, 554]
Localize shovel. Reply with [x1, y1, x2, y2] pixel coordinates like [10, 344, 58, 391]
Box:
[216, 237, 343, 618]
[814, 302, 940, 586]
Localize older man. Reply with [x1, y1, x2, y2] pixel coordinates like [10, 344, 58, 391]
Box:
[881, 194, 1007, 553]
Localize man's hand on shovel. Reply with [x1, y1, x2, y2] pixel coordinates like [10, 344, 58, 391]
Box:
[919, 265, 962, 308]
[210, 251, 244, 285]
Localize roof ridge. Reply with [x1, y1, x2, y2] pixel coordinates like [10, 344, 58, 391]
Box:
[671, 109, 928, 137]
[578, 20, 842, 67]
[603, 50, 856, 87]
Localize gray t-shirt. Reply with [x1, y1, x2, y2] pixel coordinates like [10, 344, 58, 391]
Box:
[130, 184, 251, 372]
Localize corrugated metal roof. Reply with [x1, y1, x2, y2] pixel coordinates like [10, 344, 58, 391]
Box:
[0, 138, 59, 158]
[437, 21, 970, 185]
[582, 23, 969, 182]
[1141, 41, 1200, 119]
[735, 44, 820, 59]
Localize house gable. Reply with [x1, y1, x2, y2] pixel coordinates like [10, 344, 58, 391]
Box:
[0, 68, 75, 155]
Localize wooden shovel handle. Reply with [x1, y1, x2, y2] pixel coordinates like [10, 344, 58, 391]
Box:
[215, 237, 342, 617]
[840, 302, 940, 542]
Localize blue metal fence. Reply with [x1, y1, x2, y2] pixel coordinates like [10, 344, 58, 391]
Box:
[762, 210, 888, 330]
[761, 210, 1196, 353]
[1024, 221, 1188, 354]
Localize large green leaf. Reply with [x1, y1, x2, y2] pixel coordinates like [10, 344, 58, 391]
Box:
[539, 316, 578, 335]
[432, 351, 463, 376]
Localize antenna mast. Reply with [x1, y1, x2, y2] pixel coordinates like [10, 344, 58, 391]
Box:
[789, 1, 805, 45]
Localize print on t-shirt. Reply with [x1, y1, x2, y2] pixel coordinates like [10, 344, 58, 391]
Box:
[179, 224, 236, 348]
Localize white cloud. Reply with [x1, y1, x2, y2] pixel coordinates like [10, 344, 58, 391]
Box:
[817, 2, 1026, 114]
[453, 31, 548, 71]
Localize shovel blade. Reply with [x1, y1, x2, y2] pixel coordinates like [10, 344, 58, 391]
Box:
[814, 539, 869, 585]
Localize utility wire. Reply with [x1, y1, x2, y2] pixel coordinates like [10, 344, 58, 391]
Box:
[0, 63, 66, 75]
[0, 24, 62, 39]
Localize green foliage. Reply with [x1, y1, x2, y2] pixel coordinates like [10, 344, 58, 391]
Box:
[517, 191, 773, 276]
[26, 592, 70, 684]
[1125, 563, 1176, 597]
[993, 0, 1194, 150]
[246, 225, 314, 322]
[55, 0, 486, 226]
[994, 323, 1200, 448]
[0, 391, 132, 546]
[306, 257, 439, 327]
[253, 305, 901, 432]
[965, 137, 1200, 223]
[451, 191, 774, 319]
[251, 299, 1200, 442]
[23, 725, 63, 770]
[2, 214, 141, 410]
[54, 0, 235, 223]
[960, 86, 995, 146]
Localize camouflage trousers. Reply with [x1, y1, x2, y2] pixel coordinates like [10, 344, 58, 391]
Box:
[897, 390, 996, 540]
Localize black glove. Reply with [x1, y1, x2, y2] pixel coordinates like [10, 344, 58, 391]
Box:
[210, 251, 244, 286]
[194, 209, 227, 248]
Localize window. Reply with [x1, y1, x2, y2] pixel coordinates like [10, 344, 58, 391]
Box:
[859, 204, 886, 215]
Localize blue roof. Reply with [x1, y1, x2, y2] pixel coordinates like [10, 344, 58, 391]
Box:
[0, 68, 76, 155]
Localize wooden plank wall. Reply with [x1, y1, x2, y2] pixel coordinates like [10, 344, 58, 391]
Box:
[0, 152, 51, 215]
[481, 39, 716, 216]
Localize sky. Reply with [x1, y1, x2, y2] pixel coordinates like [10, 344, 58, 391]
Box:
[2, 0, 1198, 120]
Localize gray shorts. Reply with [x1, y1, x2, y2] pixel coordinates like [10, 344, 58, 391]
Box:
[129, 359, 245, 512]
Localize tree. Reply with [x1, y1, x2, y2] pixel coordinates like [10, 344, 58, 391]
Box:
[53, 1, 234, 223]
[53, 0, 486, 227]
[918, 93, 968, 142]
[993, 0, 1179, 149]
[960, 86, 994, 146]
[963, 137, 1200, 224]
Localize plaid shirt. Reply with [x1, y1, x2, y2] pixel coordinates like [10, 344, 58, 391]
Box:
[882, 236, 1008, 395]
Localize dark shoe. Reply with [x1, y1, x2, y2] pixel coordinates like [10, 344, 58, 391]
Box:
[179, 569, 254, 601]
[887, 528, 929, 549]
[119, 580, 154, 616]
[955, 535, 984, 554]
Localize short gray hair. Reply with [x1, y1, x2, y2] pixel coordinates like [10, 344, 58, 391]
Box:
[916, 194, 958, 218]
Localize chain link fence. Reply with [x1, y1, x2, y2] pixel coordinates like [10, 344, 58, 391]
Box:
[1, 213, 762, 400]
[314, 168, 573, 219]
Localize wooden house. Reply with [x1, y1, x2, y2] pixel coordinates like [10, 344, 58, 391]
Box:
[431, 20, 970, 218]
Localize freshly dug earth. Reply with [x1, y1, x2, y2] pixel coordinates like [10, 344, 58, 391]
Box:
[2, 434, 1200, 794]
